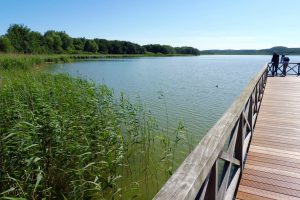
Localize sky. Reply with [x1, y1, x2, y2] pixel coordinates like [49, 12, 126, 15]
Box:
[1, 0, 299, 50]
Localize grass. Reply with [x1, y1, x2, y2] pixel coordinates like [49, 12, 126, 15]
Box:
[0, 54, 106, 70]
[0, 53, 193, 70]
[0, 57, 192, 199]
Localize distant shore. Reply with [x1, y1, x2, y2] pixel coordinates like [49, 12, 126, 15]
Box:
[200, 46, 300, 55]
[0, 53, 198, 70]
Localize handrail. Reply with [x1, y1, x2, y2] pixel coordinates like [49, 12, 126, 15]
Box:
[154, 64, 269, 200]
[267, 62, 300, 76]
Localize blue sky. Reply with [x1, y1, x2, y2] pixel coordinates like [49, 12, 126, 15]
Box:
[1, 0, 299, 50]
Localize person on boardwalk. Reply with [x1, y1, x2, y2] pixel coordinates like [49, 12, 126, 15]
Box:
[282, 56, 290, 76]
[271, 52, 279, 76]
[280, 54, 285, 63]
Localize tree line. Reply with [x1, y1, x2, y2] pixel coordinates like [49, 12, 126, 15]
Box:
[200, 46, 300, 55]
[0, 24, 200, 55]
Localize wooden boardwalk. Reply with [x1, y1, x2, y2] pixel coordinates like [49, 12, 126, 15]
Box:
[236, 77, 300, 200]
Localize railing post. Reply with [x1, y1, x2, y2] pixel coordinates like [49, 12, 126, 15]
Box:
[232, 111, 246, 199]
[204, 162, 217, 200]
[264, 70, 268, 84]
[235, 113, 244, 169]
[247, 96, 253, 132]
[298, 64, 300, 76]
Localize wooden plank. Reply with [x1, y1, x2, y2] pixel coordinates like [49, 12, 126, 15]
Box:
[250, 145, 300, 158]
[252, 134, 300, 143]
[253, 129, 300, 137]
[246, 155, 300, 169]
[251, 141, 300, 152]
[251, 142, 300, 151]
[252, 139, 300, 149]
[236, 192, 274, 200]
[238, 185, 300, 200]
[243, 168, 300, 185]
[250, 147, 300, 160]
[247, 152, 300, 164]
[246, 162, 300, 179]
[246, 160, 300, 174]
[240, 179, 300, 198]
[241, 174, 300, 191]
[251, 138, 300, 148]
[236, 77, 300, 199]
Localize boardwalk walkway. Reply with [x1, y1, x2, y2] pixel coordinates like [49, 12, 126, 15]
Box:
[236, 77, 300, 200]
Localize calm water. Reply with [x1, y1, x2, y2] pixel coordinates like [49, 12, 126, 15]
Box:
[46, 55, 300, 199]
[46, 55, 278, 142]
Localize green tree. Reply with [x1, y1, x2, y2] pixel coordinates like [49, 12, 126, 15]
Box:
[57, 31, 74, 51]
[0, 36, 14, 52]
[143, 44, 175, 54]
[6, 24, 31, 53]
[28, 31, 45, 53]
[108, 41, 123, 54]
[84, 40, 98, 53]
[94, 39, 108, 54]
[6, 24, 45, 53]
[175, 46, 200, 55]
[73, 38, 86, 51]
[44, 31, 63, 53]
[1, 24, 200, 55]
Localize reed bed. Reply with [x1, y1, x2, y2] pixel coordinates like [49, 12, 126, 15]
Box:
[0, 62, 191, 199]
[0, 54, 104, 70]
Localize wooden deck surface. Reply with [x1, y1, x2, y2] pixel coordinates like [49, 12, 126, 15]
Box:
[236, 77, 300, 200]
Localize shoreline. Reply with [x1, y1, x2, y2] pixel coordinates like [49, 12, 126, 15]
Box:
[0, 53, 197, 70]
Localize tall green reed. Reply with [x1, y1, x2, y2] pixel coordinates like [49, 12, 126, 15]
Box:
[0, 62, 193, 200]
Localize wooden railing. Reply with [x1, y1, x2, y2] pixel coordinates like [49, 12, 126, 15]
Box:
[154, 64, 269, 200]
[267, 62, 300, 76]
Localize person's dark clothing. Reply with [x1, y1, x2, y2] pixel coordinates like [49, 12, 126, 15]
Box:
[280, 55, 285, 63]
[271, 53, 280, 76]
[282, 57, 290, 76]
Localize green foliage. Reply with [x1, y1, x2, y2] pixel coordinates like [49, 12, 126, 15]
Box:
[143, 44, 200, 55]
[0, 71, 124, 199]
[0, 69, 191, 199]
[95, 39, 109, 54]
[0, 54, 104, 70]
[0, 24, 200, 55]
[0, 55, 61, 70]
[6, 24, 45, 54]
[84, 40, 99, 53]
[175, 46, 200, 55]
[57, 31, 74, 51]
[143, 44, 174, 54]
[0, 37, 14, 53]
[0, 56, 42, 70]
[73, 38, 86, 51]
[28, 31, 46, 54]
[44, 31, 63, 53]
[6, 24, 31, 53]
[0, 54, 192, 71]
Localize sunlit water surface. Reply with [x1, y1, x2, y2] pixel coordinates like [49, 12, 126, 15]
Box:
[46, 55, 300, 198]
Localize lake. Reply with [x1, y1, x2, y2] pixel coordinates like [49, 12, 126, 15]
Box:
[46, 55, 300, 198]
[47, 55, 280, 141]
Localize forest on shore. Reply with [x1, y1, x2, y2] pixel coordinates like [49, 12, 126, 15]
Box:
[0, 24, 201, 56]
[200, 46, 300, 55]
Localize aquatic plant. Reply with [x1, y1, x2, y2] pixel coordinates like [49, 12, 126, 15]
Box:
[0, 68, 192, 199]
